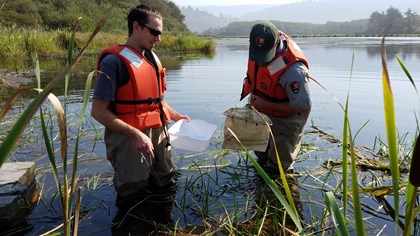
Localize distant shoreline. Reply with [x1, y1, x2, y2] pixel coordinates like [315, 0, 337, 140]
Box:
[214, 34, 420, 39]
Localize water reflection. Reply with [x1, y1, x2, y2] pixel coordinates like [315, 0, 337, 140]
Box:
[366, 43, 420, 60]
[0, 52, 213, 99]
[295, 36, 420, 61]
[159, 52, 215, 70]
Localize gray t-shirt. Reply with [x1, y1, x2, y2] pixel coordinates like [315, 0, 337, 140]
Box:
[277, 36, 311, 110]
[93, 54, 129, 101]
[279, 62, 311, 110]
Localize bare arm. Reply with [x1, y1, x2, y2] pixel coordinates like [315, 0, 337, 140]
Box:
[91, 99, 155, 158]
[165, 102, 190, 122]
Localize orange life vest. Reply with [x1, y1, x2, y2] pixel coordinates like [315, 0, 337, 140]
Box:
[240, 31, 309, 117]
[97, 45, 170, 130]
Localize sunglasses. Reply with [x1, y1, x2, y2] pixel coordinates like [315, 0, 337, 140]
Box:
[141, 24, 162, 36]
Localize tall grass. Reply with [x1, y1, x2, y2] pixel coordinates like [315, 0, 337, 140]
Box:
[380, 36, 401, 235]
[0, 27, 215, 63]
[157, 33, 216, 54]
[227, 125, 304, 234]
[0, 4, 115, 235]
[313, 36, 418, 235]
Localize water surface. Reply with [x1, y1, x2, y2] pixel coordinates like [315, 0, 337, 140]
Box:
[2, 37, 420, 235]
[165, 37, 420, 146]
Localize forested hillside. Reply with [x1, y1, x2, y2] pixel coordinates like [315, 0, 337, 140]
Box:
[199, 6, 420, 36]
[1, 1, 418, 37]
[0, 0, 189, 34]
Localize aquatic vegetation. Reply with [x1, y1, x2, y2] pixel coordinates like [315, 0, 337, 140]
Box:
[0, 4, 419, 236]
[0, 3, 115, 235]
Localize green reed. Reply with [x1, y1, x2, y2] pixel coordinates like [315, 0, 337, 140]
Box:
[340, 52, 354, 221]
[302, 73, 361, 235]
[0, 4, 115, 235]
[220, 36, 420, 235]
[380, 36, 401, 235]
[316, 37, 419, 235]
[396, 55, 420, 236]
[226, 126, 303, 233]
[157, 33, 216, 54]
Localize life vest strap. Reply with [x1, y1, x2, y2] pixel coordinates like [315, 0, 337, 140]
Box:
[114, 96, 163, 105]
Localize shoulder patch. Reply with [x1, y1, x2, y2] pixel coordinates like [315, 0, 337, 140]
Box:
[290, 81, 300, 94]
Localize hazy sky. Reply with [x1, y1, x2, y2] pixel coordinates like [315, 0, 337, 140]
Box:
[171, 0, 303, 6]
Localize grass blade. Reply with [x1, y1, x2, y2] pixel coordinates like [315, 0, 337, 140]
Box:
[250, 106, 300, 218]
[395, 55, 419, 98]
[39, 107, 62, 199]
[341, 52, 355, 219]
[348, 130, 366, 235]
[39, 89, 70, 233]
[325, 192, 350, 236]
[380, 36, 401, 235]
[310, 60, 366, 235]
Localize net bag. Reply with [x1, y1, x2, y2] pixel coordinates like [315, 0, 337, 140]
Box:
[222, 105, 271, 152]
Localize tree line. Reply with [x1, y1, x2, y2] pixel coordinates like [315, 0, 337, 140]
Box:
[204, 6, 420, 36]
[368, 6, 418, 34]
[0, 0, 189, 34]
[0, 2, 418, 36]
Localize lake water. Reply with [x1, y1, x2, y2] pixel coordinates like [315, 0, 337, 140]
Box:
[165, 37, 420, 146]
[2, 37, 420, 235]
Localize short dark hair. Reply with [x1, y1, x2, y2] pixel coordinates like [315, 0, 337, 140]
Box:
[127, 5, 162, 36]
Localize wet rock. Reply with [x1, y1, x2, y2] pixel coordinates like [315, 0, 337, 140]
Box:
[0, 162, 39, 230]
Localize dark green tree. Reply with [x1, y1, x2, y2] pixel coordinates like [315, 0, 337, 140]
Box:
[404, 8, 418, 33]
[384, 6, 404, 33]
[0, 0, 41, 27]
[367, 11, 385, 34]
[0, 0, 189, 34]
[366, 6, 418, 34]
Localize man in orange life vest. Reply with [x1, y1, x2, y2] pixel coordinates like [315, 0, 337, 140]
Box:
[91, 5, 190, 199]
[241, 21, 311, 174]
